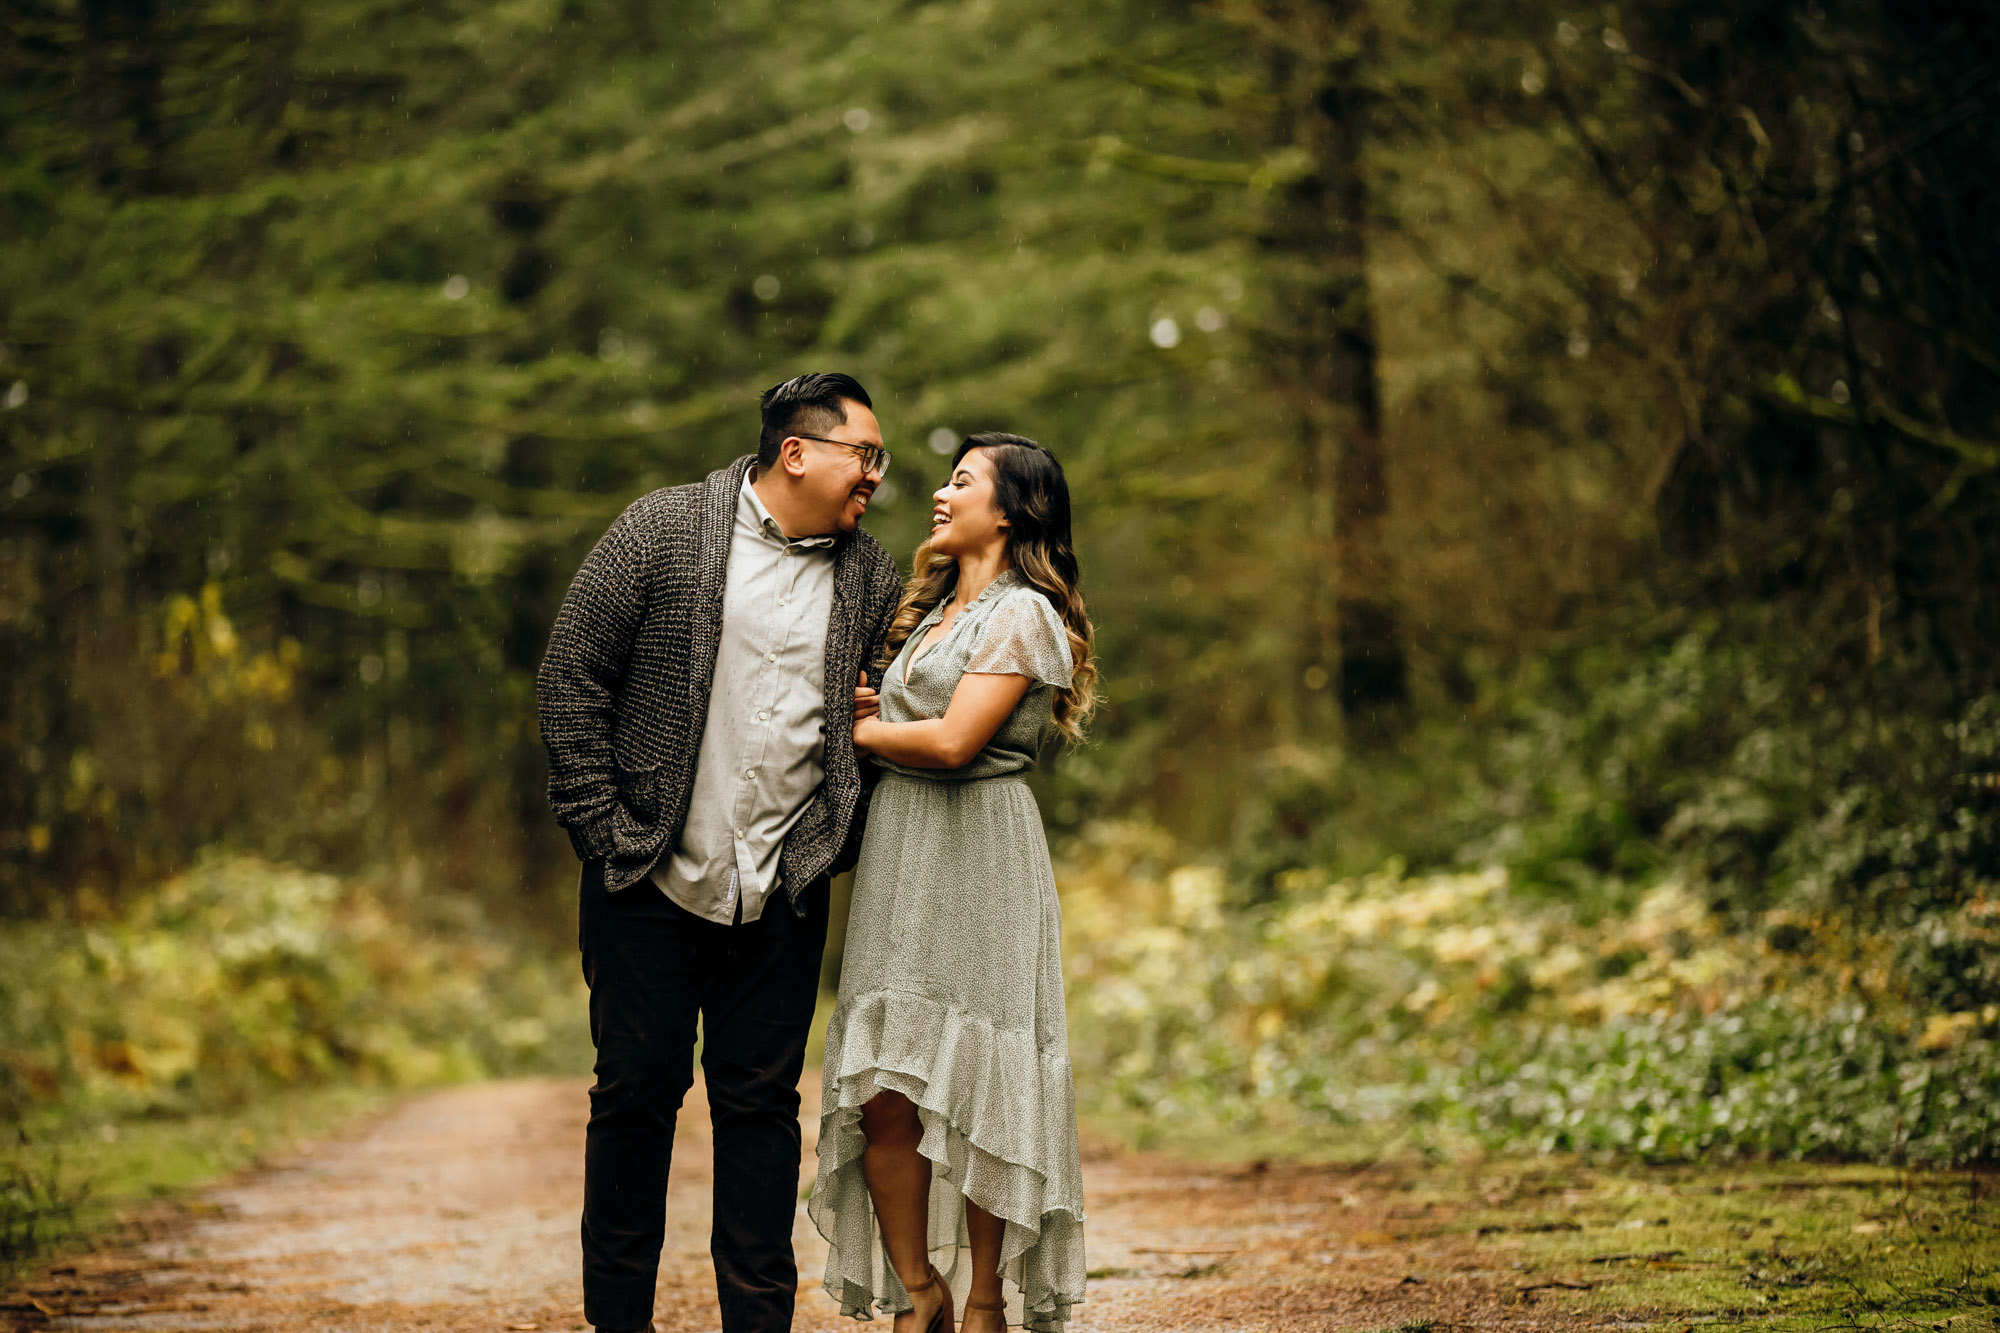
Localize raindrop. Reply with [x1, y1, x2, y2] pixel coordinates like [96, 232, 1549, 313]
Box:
[3, 381, 26, 410]
[1149, 317, 1182, 349]
[850, 222, 876, 249]
[442, 274, 470, 301]
[1218, 275, 1244, 302]
[843, 107, 872, 134]
[10, 474, 31, 499]
[1830, 380, 1851, 404]
[1556, 20, 1579, 46]
[598, 328, 626, 361]
[928, 427, 959, 455]
[753, 274, 782, 301]
[1195, 306, 1226, 333]
[1521, 68, 1545, 95]
[358, 573, 383, 607]
[874, 480, 900, 507]
[359, 654, 385, 683]
[1567, 332, 1591, 358]
[1602, 27, 1628, 52]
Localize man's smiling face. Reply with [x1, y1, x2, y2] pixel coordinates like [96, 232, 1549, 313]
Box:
[795, 399, 885, 534]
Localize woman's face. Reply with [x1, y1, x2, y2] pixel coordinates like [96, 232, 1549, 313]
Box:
[928, 448, 1009, 559]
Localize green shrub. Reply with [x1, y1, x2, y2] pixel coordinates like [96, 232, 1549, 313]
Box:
[1454, 1004, 2000, 1164]
[0, 1144, 76, 1273]
[1060, 817, 2000, 1164]
[1229, 622, 1999, 931]
[0, 854, 587, 1126]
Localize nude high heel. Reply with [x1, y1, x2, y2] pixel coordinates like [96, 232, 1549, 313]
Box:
[904, 1264, 955, 1333]
[962, 1294, 1006, 1332]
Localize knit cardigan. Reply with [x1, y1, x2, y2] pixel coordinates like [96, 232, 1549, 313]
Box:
[535, 454, 905, 907]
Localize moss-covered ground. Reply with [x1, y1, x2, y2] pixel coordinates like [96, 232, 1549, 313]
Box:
[1446, 1160, 1997, 1331]
[1085, 1112, 2000, 1331]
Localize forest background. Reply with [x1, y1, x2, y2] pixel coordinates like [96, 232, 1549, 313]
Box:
[4, 0, 2000, 1246]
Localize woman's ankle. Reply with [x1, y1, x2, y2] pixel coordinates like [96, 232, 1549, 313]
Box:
[960, 1296, 1006, 1331]
[898, 1263, 943, 1304]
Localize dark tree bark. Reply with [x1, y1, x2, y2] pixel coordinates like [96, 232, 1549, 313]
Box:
[1257, 3, 1407, 737]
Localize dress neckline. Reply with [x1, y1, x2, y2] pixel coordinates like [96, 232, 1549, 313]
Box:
[903, 571, 1018, 683]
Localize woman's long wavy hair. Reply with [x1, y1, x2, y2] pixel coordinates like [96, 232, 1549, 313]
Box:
[879, 432, 1098, 744]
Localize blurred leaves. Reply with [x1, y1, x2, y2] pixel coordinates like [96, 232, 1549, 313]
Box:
[7, 0, 1991, 899]
[0, 0, 1282, 898]
[0, 855, 585, 1125]
[1062, 815, 2000, 1163]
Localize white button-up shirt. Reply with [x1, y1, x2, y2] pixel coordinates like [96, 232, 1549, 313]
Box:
[652, 471, 837, 923]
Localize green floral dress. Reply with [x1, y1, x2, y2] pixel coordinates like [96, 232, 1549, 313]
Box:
[810, 571, 1085, 1332]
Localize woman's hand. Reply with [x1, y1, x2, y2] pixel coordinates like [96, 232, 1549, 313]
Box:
[853, 671, 883, 753]
[853, 715, 884, 754]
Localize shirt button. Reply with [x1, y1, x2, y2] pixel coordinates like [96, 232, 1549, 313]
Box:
[766, 652, 777, 663]
[734, 828, 745, 839]
[745, 769, 756, 780]
[757, 710, 769, 721]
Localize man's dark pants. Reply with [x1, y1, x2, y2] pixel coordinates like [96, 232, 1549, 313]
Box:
[578, 859, 830, 1333]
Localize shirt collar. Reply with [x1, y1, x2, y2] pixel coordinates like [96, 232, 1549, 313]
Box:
[742, 469, 838, 551]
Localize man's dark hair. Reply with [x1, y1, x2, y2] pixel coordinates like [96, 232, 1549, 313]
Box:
[757, 372, 873, 468]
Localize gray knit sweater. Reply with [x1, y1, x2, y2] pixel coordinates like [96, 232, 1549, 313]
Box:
[535, 454, 904, 906]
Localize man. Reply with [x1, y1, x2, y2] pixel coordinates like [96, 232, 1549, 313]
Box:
[536, 372, 904, 1333]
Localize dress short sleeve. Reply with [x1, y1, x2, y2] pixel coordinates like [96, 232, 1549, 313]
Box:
[964, 587, 1074, 688]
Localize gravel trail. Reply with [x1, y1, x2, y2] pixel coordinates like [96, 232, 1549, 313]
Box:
[5, 1078, 1597, 1333]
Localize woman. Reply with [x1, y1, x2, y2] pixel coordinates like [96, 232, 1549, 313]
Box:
[810, 433, 1096, 1333]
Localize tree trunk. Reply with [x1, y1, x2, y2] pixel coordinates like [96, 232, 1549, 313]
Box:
[1259, 5, 1407, 738]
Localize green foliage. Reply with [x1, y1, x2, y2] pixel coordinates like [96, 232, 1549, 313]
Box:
[1230, 612, 2000, 927]
[1455, 1002, 2000, 1164]
[0, 0, 1275, 904]
[1061, 694, 2000, 1166]
[0, 854, 566, 1275]
[0, 1145, 75, 1278]
[0, 855, 586, 1126]
[1462, 638, 1973, 922]
[5, 0, 1994, 920]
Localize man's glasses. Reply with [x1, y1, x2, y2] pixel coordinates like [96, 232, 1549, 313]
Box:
[794, 433, 891, 477]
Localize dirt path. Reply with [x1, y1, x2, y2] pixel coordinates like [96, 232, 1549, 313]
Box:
[7, 1078, 1603, 1333]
